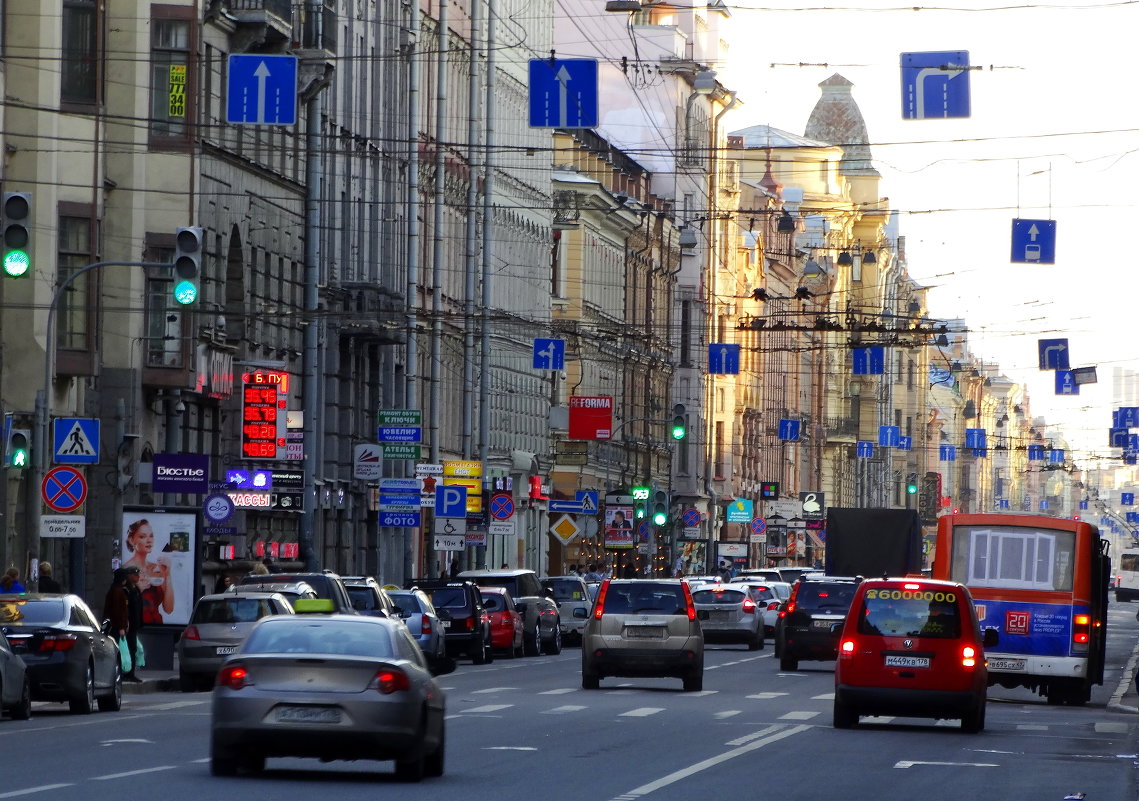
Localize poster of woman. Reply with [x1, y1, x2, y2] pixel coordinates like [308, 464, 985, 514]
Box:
[118, 511, 196, 626]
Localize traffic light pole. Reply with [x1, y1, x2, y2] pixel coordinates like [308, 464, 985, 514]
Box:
[28, 260, 171, 591]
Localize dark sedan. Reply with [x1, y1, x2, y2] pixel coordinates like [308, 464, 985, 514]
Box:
[0, 630, 30, 720]
[0, 594, 121, 714]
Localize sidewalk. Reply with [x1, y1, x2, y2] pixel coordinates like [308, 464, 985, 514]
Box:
[123, 668, 181, 694]
[1107, 638, 1139, 714]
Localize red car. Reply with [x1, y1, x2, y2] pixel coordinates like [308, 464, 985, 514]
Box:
[480, 587, 523, 659]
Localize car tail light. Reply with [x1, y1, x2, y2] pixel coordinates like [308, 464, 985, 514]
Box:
[1072, 613, 1090, 653]
[840, 639, 855, 653]
[741, 598, 757, 614]
[421, 614, 432, 635]
[37, 634, 78, 652]
[370, 667, 410, 694]
[682, 581, 697, 622]
[593, 580, 611, 619]
[767, 601, 780, 611]
[182, 625, 201, 641]
[961, 645, 977, 668]
[784, 582, 801, 616]
[217, 664, 253, 690]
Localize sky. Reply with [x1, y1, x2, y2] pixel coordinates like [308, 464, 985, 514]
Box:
[715, 0, 1139, 466]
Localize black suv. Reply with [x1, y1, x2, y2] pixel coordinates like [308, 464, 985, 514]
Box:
[237, 571, 357, 615]
[341, 576, 400, 618]
[407, 579, 493, 664]
[458, 569, 562, 656]
[774, 575, 862, 671]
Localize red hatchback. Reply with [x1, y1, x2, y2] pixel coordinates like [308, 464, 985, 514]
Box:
[834, 578, 998, 732]
[480, 587, 523, 659]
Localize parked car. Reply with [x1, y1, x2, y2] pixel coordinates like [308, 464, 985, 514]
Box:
[543, 575, 592, 644]
[407, 579, 493, 664]
[237, 571, 357, 615]
[0, 593, 121, 714]
[581, 579, 704, 691]
[226, 580, 318, 609]
[0, 631, 30, 721]
[177, 591, 294, 692]
[690, 584, 764, 650]
[834, 577, 998, 732]
[342, 576, 400, 619]
[458, 569, 562, 656]
[387, 589, 447, 665]
[775, 575, 862, 671]
[210, 613, 453, 780]
[479, 587, 524, 658]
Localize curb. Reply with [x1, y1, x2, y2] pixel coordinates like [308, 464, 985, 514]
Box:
[1107, 638, 1139, 714]
[122, 676, 180, 694]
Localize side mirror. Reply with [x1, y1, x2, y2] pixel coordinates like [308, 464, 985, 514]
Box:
[100, 619, 113, 636]
[430, 656, 457, 676]
[697, 609, 710, 621]
[982, 627, 999, 648]
[572, 608, 588, 619]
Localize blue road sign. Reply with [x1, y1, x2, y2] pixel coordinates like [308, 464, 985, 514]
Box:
[778, 419, 801, 441]
[529, 59, 598, 128]
[436, 485, 468, 518]
[683, 508, 701, 528]
[489, 493, 515, 521]
[973, 448, 987, 459]
[226, 55, 298, 125]
[1079, 499, 1089, 511]
[965, 428, 986, 449]
[532, 338, 565, 370]
[380, 511, 422, 528]
[997, 499, 1010, 510]
[901, 51, 971, 120]
[1011, 219, 1056, 264]
[1128, 452, 1139, 466]
[1039, 500, 1049, 511]
[1028, 444, 1045, 460]
[1049, 449, 1065, 464]
[708, 343, 741, 375]
[852, 346, 885, 375]
[1110, 429, 1129, 448]
[1038, 338, 1070, 370]
[548, 492, 599, 514]
[898, 435, 912, 451]
[576, 490, 599, 512]
[377, 425, 422, 443]
[1122, 492, 1134, 506]
[939, 444, 957, 462]
[856, 441, 874, 459]
[1117, 407, 1139, 428]
[53, 417, 99, 464]
[548, 499, 586, 513]
[1056, 370, 1079, 395]
[878, 425, 900, 448]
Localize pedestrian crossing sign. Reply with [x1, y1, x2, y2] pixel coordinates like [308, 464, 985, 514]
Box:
[53, 418, 100, 464]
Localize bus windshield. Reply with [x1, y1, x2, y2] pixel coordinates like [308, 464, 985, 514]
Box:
[949, 524, 1075, 592]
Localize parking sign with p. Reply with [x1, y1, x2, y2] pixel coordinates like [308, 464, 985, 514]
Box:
[436, 485, 467, 518]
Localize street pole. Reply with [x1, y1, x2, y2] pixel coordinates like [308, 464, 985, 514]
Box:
[30, 260, 170, 592]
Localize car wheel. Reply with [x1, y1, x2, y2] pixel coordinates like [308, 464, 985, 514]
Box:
[210, 740, 241, 777]
[961, 699, 986, 733]
[10, 677, 31, 721]
[1116, 591, 1125, 602]
[179, 669, 198, 693]
[747, 631, 763, 651]
[833, 696, 857, 729]
[683, 673, 703, 692]
[242, 752, 265, 773]
[97, 660, 122, 712]
[779, 653, 798, 672]
[471, 637, 489, 665]
[523, 626, 541, 657]
[69, 663, 96, 715]
[543, 624, 562, 655]
[582, 670, 600, 690]
[394, 721, 427, 783]
[425, 720, 445, 777]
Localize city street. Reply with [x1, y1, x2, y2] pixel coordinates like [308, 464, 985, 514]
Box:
[2, 602, 1138, 801]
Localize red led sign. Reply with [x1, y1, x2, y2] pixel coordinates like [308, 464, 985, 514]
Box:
[242, 370, 289, 459]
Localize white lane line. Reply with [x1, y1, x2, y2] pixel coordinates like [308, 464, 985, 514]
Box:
[778, 710, 820, 721]
[609, 724, 811, 800]
[91, 766, 178, 781]
[544, 705, 588, 714]
[1095, 722, 1129, 734]
[145, 700, 209, 711]
[895, 760, 998, 769]
[472, 687, 518, 694]
[705, 655, 768, 671]
[714, 710, 742, 719]
[746, 692, 787, 700]
[485, 746, 538, 751]
[620, 707, 664, 717]
[811, 693, 835, 700]
[1016, 724, 1048, 731]
[0, 785, 74, 798]
[459, 704, 512, 714]
[539, 688, 577, 695]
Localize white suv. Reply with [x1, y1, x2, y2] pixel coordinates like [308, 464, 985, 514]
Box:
[543, 576, 591, 644]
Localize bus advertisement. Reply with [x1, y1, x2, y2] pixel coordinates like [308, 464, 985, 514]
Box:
[932, 513, 1109, 705]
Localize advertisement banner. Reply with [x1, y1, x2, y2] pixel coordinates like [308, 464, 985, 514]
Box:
[152, 454, 209, 494]
[568, 396, 613, 440]
[604, 506, 634, 549]
[117, 510, 197, 626]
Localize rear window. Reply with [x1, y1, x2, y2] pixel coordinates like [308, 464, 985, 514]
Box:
[346, 586, 380, 612]
[481, 593, 507, 612]
[602, 583, 688, 615]
[425, 587, 471, 609]
[244, 620, 395, 658]
[547, 580, 586, 601]
[796, 582, 858, 611]
[0, 599, 67, 625]
[192, 598, 278, 624]
[692, 588, 747, 605]
[388, 593, 421, 616]
[857, 587, 962, 639]
[473, 577, 519, 599]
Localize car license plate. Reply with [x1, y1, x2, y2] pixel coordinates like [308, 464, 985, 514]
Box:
[989, 657, 1026, 671]
[624, 626, 665, 640]
[276, 706, 341, 724]
[712, 610, 730, 621]
[442, 620, 451, 628]
[884, 654, 930, 669]
[812, 619, 835, 630]
[215, 645, 237, 655]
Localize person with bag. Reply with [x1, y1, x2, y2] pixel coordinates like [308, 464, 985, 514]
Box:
[103, 569, 134, 677]
[122, 566, 145, 681]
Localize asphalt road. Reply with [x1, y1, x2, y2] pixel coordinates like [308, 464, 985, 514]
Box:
[3, 603, 1138, 801]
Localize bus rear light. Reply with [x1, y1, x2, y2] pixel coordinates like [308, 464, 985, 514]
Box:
[1072, 613, 1090, 654]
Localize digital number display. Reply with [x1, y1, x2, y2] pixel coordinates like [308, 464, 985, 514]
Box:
[242, 371, 289, 460]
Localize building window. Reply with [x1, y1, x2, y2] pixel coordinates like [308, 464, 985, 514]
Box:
[57, 215, 95, 350]
[679, 300, 691, 366]
[714, 420, 724, 479]
[144, 246, 183, 368]
[62, 0, 98, 104]
[151, 17, 191, 141]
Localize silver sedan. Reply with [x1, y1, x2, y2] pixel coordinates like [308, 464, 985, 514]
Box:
[210, 613, 451, 781]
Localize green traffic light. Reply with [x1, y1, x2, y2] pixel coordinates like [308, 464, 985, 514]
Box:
[11, 449, 27, 468]
[3, 249, 29, 277]
[653, 509, 667, 526]
[907, 484, 918, 494]
[671, 420, 686, 440]
[173, 279, 198, 305]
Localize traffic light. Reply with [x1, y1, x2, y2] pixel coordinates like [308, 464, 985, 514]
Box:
[671, 403, 686, 440]
[2, 192, 32, 277]
[172, 226, 203, 305]
[905, 472, 919, 495]
[631, 485, 650, 520]
[5, 428, 30, 470]
[652, 489, 669, 526]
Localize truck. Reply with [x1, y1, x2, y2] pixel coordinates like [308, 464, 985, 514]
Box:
[824, 507, 923, 578]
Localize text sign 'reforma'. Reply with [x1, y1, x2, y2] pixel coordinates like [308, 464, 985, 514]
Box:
[242, 370, 289, 459]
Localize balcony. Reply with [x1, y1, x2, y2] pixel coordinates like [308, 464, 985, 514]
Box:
[824, 416, 857, 442]
[226, 1, 337, 55]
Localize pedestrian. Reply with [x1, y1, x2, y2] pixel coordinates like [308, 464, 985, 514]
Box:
[37, 562, 62, 593]
[583, 563, 603, 582]
[250, 561, 270, 576]
[103, 568, 140, 682]
[213, 573, 236, 593]
[115, 566, 145, 681]
[1, 567, 25, 593]
[449, 558, 460, 579]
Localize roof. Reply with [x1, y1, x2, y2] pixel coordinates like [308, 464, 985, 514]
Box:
[727, 124, 833, 150]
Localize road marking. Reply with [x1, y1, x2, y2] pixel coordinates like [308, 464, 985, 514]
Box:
[714, 710, 742, 719]
[687, 690, 718, 697]
[1016, 724, 1048, 731]
[0, 785, 74, 798]
[91, 766, 178, 781]
[706, 654, 767, 671]
[608, 724, 811, 800]
[862, 716, 896, 724]
[472, 687, 518, 694]
[746, 692, 787, 699]
[779, 710, 819, 721]
[544, 705, 588, 714]
[100, 738, 154, 746]
[145, 700, 208, 711]
[485, 746, 538, 751]
[1095, 722, 1129, 734]
[620, 707, 664, 717]
[812, 692, 835, 700]
[895, 760, 999, 769]
[459, 704, 512, 714]
[539, 688, 577, 695]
